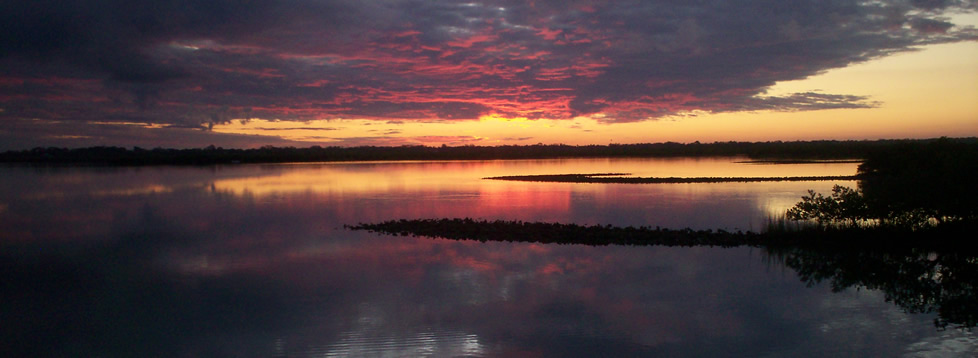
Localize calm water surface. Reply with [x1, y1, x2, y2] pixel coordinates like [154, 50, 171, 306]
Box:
[1, 158, 974, 357]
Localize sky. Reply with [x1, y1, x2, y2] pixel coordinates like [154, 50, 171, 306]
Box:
[1, 0, 976, 149]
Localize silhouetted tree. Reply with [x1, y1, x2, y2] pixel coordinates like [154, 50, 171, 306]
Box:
[858, 138, 978, 224]
[788, 138, 978, 229]
[786, 185, 869, 227]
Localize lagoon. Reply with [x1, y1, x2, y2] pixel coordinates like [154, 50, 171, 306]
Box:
[1, 158, 974, 357]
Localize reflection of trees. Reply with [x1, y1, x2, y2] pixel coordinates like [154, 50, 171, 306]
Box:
[765, 246, 978, 329]
[352, 218, 978, 329]
[779, 140, 978, 328]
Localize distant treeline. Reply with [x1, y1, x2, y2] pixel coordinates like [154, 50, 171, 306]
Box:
[1, 137, 976, 165]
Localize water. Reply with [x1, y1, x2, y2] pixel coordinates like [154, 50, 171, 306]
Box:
[1, 158, 974, 357]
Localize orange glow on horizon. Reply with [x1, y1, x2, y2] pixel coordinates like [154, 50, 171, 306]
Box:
[209, 41, 977, 147]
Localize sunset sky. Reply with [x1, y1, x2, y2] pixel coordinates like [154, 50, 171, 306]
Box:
[1, 0, 976, 150]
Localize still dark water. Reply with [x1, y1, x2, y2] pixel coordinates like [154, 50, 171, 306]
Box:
[1, 158, 974, 357]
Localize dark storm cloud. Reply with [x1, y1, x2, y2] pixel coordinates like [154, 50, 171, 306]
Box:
[0, 118, 302, 149]
[0, 0, 286, 81]
[910, 0, 978, 10]
[910, 18, 956, 33]
[1, 0, 977, 147]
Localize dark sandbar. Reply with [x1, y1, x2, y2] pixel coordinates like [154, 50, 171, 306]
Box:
[346, 218, 973, 250]
[483, 173, 860, 184]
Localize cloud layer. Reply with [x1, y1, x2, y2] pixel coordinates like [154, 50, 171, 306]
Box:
[1, 0, 976, 146]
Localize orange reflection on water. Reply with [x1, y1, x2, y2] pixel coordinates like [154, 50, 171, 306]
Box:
[199, 158, 861, 229]
[477, 182, 571, 212]
[208, 161, 506, 197]
[209, 166, 413, 196]
[206, 158, 859, 198]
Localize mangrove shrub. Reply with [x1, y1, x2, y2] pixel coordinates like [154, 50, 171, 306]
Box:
[787, 185, 869, 227]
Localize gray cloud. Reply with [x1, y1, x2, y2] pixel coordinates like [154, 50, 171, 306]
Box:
[252, 127, 340, 131]
[1, 0, 976, 147]
[0, 118, 302, 149]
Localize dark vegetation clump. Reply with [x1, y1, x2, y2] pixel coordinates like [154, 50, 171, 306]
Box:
[486, 173, 858, 184]
[347, 218, 763, 247]
[347, 217, 976, 251]
[786, 138, 978, 230]
[858, 138, 978, 225]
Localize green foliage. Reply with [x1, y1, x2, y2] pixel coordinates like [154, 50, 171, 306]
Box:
[786, 185, 936, 230]
[786, 185, 868, 228]
[879, 208, 936, 231]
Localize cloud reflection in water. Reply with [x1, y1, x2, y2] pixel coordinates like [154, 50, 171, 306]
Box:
[1, 159, 973, 357]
